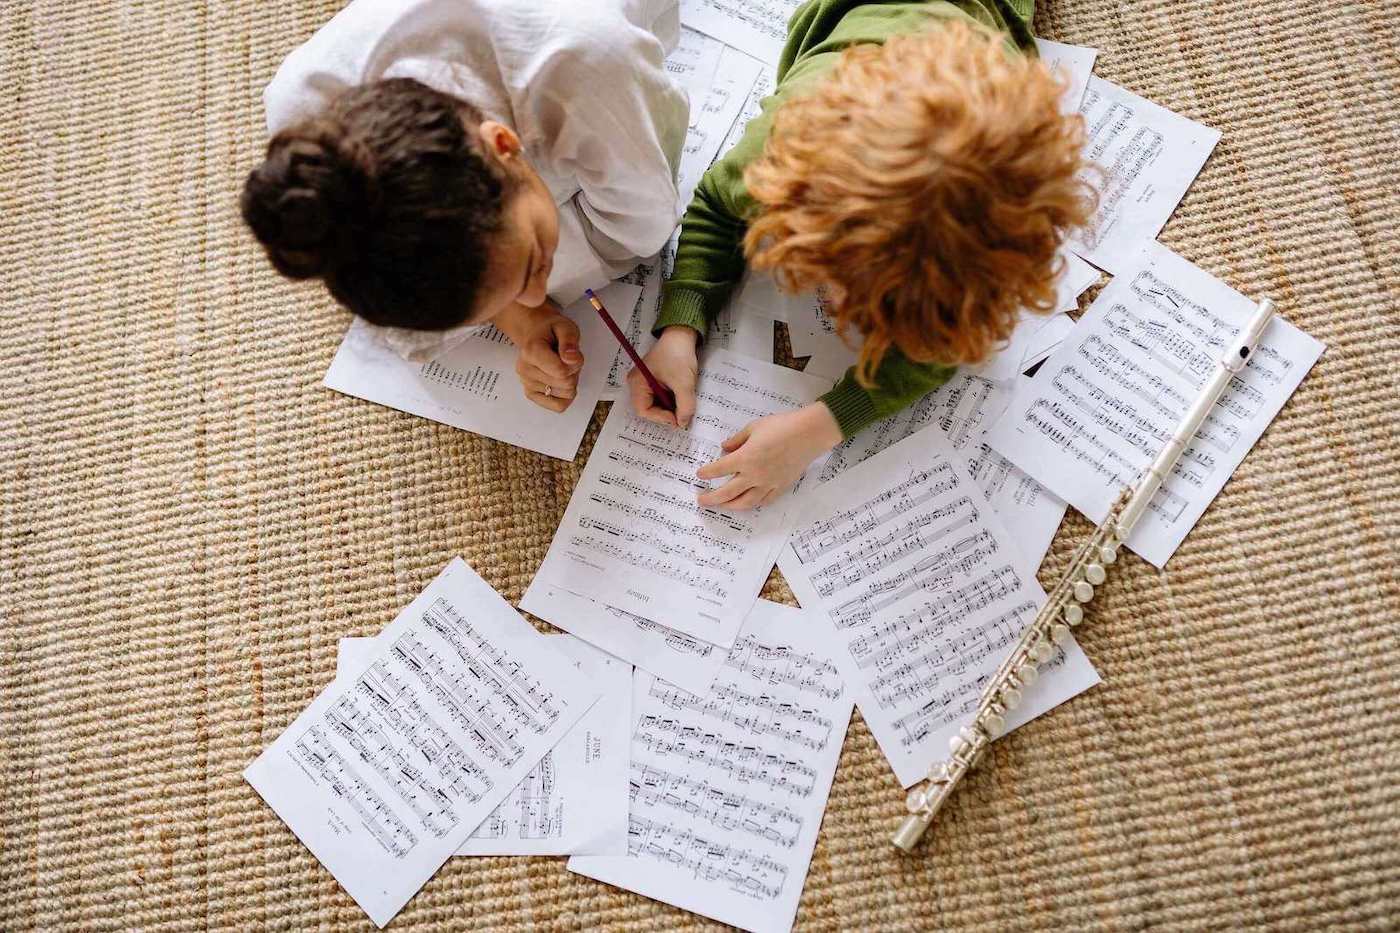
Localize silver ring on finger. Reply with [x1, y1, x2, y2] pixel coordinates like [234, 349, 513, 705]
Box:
[544, 385, 554, 398]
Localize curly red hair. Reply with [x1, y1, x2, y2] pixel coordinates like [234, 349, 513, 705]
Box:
[743, 21, 1095, 384]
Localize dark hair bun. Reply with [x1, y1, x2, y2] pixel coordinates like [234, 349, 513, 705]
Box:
[240, 129, 369, 279]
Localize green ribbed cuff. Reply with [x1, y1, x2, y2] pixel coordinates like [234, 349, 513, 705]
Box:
[819, 380, 880, 439]
[653, 288, 709, 341]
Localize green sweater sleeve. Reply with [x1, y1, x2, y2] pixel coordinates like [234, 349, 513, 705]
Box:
[820, 351, 959, 438]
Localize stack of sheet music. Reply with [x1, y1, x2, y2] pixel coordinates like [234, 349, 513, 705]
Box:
[249, 7, 1325, 931]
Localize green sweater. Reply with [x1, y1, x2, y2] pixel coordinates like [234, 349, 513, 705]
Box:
[654, 0, 1036, 437]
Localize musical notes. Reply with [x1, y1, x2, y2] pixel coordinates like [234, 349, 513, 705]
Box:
[987, 242, 1326, 567]
[680, 0, 803, 66]
[325, 282, 643, 461]
[529, 349, 829, 649]
[337, 632, 632, 857]
[816, 371, 1069, 572]
[1067, 77, 1222, 273]
[675, 44, 763, 208]
[570, 600, 853, 933]
[779, 430, 1100, 788]
[245, 559, 599, 927]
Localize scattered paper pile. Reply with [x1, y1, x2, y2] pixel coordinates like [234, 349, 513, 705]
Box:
[254, 10, 1327, 932]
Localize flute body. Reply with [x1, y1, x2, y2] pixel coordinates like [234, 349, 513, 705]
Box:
[893, 297, 1276, 852]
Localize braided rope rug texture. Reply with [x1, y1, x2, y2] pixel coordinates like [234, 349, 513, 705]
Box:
[2, 0, 1397, 929]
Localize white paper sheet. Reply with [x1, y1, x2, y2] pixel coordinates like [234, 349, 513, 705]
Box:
[1057, 249, 1103, 312]
[1034, 38, 1098, 115]
[666, 27, 725, 108]
[336, 633, 631, 857]
[243, 559, 599, 927]
[324, 282, 642, 461]
[1068, 77, 1222, 274]
[779, 432, 1098, 787]
[716, 65, 776, 161]
[570, 599, 853, 933]
[986, 242, 1325, 567]
[523, 582, 759, 696]
[680, 0, 803, 67]
[817, 371, 1069, 572]
[677, 45, 764, 209]
[530, 349, 829, 649]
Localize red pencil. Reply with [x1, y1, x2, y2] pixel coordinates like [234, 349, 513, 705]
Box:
[585, 288, 677, 413]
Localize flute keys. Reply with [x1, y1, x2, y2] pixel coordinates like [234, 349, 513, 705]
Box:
[1050, 623, 1071, 645]
[1085, 563, 1107, 585]
[1016, 663, 1038, 685]
[906, 786, 930, 813]
[983, 713, 1005, 736]
[1001, 687, 1022, 709]
[1100, 544, 1118, 564]
[1073, 581, 1094, 603]
[1064, 603, 1084, 626]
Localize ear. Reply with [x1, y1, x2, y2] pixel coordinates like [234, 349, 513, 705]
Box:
[477, 121, 522, 162]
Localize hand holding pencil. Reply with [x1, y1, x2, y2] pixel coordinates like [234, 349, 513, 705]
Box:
[627, 327, 700, 429]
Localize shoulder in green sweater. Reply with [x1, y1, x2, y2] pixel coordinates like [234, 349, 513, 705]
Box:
[654, 0, 1036, 438]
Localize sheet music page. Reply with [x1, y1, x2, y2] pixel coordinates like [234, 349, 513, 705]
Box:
[680, 0, 804, 67]
[716, 65, 775, 161]
[1034, 38, 1098, 114]
[530, 349, 830, 648]
[779, 432, 1099, 787]
[665, 26, 724, 108]
[676, 45, 763, 209]
[324, 282, 641, 461]
[1068, 77, 1222, 274]
[816, 371, 1069, 572]
[985, 242, 1326, 566]
[336, 633, 631, 857]
[243, 559, 600, 927]
[569, 599, 853, 933]
[1057, 249, 1103, 312]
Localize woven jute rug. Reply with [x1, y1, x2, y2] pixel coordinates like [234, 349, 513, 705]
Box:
[2, 0, 1397, 929]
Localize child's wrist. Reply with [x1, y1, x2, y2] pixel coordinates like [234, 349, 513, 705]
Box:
[801, 402, 844, 452]
[660, 324, 701, 348]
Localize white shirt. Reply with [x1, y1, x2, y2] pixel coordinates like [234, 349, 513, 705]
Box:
[264, 0, 688, 359]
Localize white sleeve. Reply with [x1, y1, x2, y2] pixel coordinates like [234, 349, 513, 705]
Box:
[536, 4, 688, 303]
[261, 0, 442, 133]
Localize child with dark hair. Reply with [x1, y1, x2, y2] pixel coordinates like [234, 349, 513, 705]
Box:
[242, 0, 688, 411]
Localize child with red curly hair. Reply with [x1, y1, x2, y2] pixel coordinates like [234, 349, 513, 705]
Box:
[630, 2, 1093, 511]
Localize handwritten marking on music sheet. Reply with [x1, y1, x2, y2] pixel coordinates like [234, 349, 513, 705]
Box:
[1068, 76, 1221, 274]
[243, 559, 599, 927]
[531, 349, 829, 648]
[337, 632, 631, 857]
[680, 0, 804, 67]
[570, 600, 853, 933]
[521, 583, 732, 696]
[676, 44, 763, 209]
[986, 242, 1325, 567]
[324, 282, 642, 461]
[817, 371, 1068, 572]
[779, 432, 1099, 787]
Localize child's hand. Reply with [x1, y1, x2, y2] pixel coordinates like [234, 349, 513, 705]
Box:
[497, 300, 584, 413]
[695, 403, 843, 511]
[629, 325, 699, 428]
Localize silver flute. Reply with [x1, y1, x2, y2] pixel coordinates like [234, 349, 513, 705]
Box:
[893, 296, 1276, 852]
